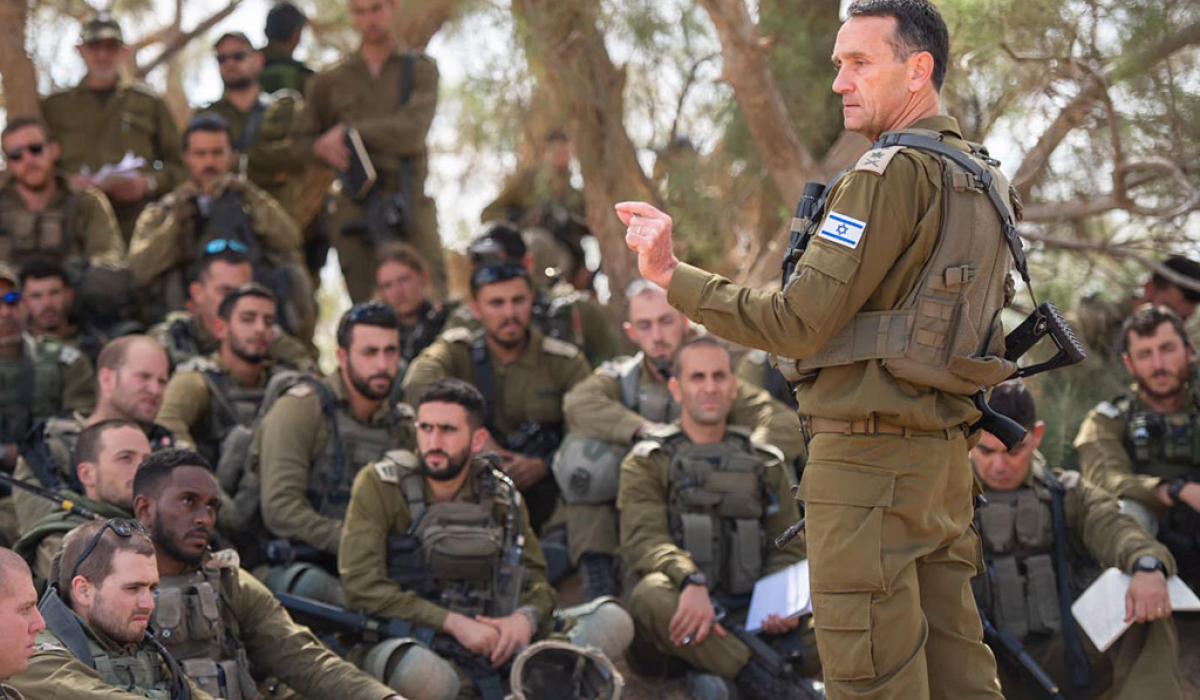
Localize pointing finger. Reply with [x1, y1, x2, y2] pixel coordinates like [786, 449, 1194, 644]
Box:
[615, 201, 666, 225]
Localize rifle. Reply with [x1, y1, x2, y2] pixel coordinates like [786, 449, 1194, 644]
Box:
[980, 613, 1064, 700]
[0, 471, 102, 520]
[505, 421, 564, 461]
[711, 604, 822, 700]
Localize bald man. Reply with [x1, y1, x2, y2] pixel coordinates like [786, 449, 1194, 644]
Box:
[0, 547, 45, 699]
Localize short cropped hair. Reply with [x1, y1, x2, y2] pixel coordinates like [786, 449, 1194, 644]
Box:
[18, 257, 69, 287]
[623, 278, 666, 318]
[73, 419, 143, 478]
[132, 447, 213, 502]
[417, 378, 486, 429]
[265, 2, 307, 42]
[1151, 255, 1200, 304]
[847, 0, 950, 90]
[1121, 304, 1191, 353]
[96, 335, 161, 373]
[58, 519, 155, 601]
[0, 547, 32, 597]
[672, 335, 730, 377]
[1, 117, 51, 144]
[217, 282, 276, 321]
[183, 112, 233, 152]
[336, 302, 400, 349]
[986, 381, 1037, 431]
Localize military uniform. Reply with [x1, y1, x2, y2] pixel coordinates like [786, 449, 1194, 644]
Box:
[41, 82, 185, 240]
[402, 327, 591, 530]
[618, 424, 809, 679]
[151, 548, 395, 700]
[11, 588, 211, 699]
[974, 454, 1183, 699]
[293, 48, 444, 302]
[129, 173, 312, 334]
[260, 43, 314, 95]
[666, 116, 1013, 698]
[480, 167, 588, 276]
[0, 173, 126, 273]
[149, 310, 314, 372]
[199, 92, 307, 212]
[0, 333, 95, 448]
[735, 349, 798, 410]
[0, 683, 24, 699]
[12, 492, 130, 584]
[257, 372, 415, 556]
[559, 350, 804, 564]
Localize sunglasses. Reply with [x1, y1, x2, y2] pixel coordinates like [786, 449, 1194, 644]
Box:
[5, 143, 46, 161]
[470, 263, 528, 290]
[68, 518, 148, 584]
[203, 238, 249, 256]
[216, 51, 250, 64]
[1, 291, 20, 306]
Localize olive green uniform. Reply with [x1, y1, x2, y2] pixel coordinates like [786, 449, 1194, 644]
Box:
[0, 174, 126, 272]
[198, 92, 307, 212]
[148, 310, 314, 372]
[618, 424, 806, 679]
[480, 166, 588, 275]
[666, 116, 1005, 699]
[257, 372, 415, 555]
[735, 349, 798, 409]
[151, 549, 395, 700]
[260, 43, 314, 95]
[12, 493, 130, 584]
[975, 455, 1183, 699]
[0, 334, 95, 448]
[41, 82, 185, 240]
[559, 351, 804, 562]
[293, 48, 444, 302]
[402, 327, 591, 530]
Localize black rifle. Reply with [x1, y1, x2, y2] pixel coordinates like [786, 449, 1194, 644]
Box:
[0, 471, 102, 520]
[712, 605, 822, 700]
[980, 613, 1064, 700]
[505, 421, 564, 461]
[779, 181, 828, 289]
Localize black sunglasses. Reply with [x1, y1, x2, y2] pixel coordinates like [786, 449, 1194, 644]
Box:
[216, 51, 250, 64]
[68, 518, 148, 584]
[470, 263, 528, 290]
[1, 291, 20, 306]
[5, 143, 46, 161]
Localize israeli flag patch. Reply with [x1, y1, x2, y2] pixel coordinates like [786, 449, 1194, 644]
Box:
[818, 211, 867, 249]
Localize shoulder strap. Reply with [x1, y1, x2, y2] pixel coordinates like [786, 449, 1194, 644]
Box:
[145, 630, 192, 700]
[398, 54, 415, 107]
[469, 333, 498, 433]
[618, 353, 643, 411]
[38, 588, 95, 667]
[235, 101, 267, 152]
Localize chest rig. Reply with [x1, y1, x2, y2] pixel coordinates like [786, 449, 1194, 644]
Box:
[1119, 395, 1200, 481]
[0, 335, 69, 444]
[154, 561, 257, 700]
[179, 356, 273, 468]
[614, 353, 678, 424]
[383, 453, 526, 618]
[0, 186, 78, 264]
[659, 427, 776, 596]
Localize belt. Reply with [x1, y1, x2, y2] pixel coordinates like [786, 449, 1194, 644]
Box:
[800, 415, 963, 439]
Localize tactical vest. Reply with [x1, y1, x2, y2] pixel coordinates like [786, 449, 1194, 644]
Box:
[179, 356, 275, 469]
[0, 186, 78, 265]
[779, 129, 1020, 395]
[614, 353, 677, 424]
[154, 558, 257, 700]
[974, 485, 1062, 640]
[156, 313, 209, 368]
[401, 301, 452, 363]
[383, 453, 525, 618]
[656, 426, 775, 596]
[0, 335, 71, 443]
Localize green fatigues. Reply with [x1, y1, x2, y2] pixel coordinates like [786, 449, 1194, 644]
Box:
[560, 352, 804, 562]
[617, 426, 806, 679]
[148, 310, 314, 372]
[152, 550, 395, 700]
[155, 354, 274, 458]
[736, 349, 798, 409]
[480, 166, 588, 275]
[260, 43, 314, 95]
[0, 175, 126, 271]
[294, 48, 444, 302]
[41, 82, 185, 241]
[13, 493, 130, 584]
[402, 327, 592, 530]
[0, 334, 95, 447]
[257, 373, 414, 555]
[667, 116, 1002, 699]
[199, 93, 307, 212]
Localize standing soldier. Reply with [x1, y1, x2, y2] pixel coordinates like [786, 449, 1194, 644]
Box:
[260, 2, 315, 95]
[620, 1, 1016, 696]
[0, 548, 46, 700]
[974, 382, 1183, 699]
[42, 15, 185, 241]
[294, 0, 445, 302]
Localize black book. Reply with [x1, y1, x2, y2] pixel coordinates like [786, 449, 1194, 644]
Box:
[339, 126, 377, 201]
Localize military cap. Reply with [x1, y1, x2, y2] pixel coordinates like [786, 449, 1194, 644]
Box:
[213, 31, 254, 49]
[0, 262, 18, 287]
[81, 14, 124, 44]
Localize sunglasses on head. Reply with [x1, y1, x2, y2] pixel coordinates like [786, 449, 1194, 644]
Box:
[5, 143, 46, 161]
[216, 51, 250, 65]
[1, 291, 20, 306]
[203, 238, 249, 256]
[68, 518, 148, 584]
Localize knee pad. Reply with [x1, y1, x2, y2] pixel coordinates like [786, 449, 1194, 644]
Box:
[510, 640, 625, 700]
[365, 639, 459, 700]
[561, 596, 635, 663]
[263, 563, 345, 606]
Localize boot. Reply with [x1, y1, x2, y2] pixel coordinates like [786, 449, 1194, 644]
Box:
[686, 671, 731, 700]
[579, 552, 619, 600]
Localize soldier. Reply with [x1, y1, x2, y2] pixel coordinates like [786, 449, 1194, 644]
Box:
[129, 448, 402, 700]
[8, 518, 213, 699]
[294, 0, 445, 302]
[736, 350, 798, 410]
[260, 2, 315, 95]
[14, 420, 150, 583]
[340, 378, 631, 700]
[11, 335, 171, 532]
[403, 261, 591, 532]
[42, 15, 185, 241]
[148, 245, 313, 371]
[619, 337, 815, 699]
[129, 113, 313, 337]
[0, 264, 95, 471]
[257, 302, 414, 595]
[620, 1, 1013, 696]
[20, 259, 125, 366]
[375, 243, 454, 371]
[561, 279, 804, 599]
[0, 548, 46, 699]
[973, 382, 1184, 699]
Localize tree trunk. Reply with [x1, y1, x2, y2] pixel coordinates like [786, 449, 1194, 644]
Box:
[513, 0, 661, 310]
[394, 0, 462, 50]
[0, 0, 41, 118]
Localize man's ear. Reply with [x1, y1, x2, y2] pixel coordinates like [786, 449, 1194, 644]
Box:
[1029, 421, 1047, 451]
[907, 50, 935, 93]
[1122, 352, 1135, 378]
[76, 461, 98, 491]
[213, 316, 228, 342]
[470, 426, 489, 455]
[668, 376, 682, 404]
[71, 575, 94, 609]
[132, 493, 153, 527]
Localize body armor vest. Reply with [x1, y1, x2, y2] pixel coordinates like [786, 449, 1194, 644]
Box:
[306, 399, 410, 520]
[615, 353, 677, 424]
[0, 186, 78, 265]
[156, 313, 209, 368]
[0, 335, 68, 443]
[974, 485, 1062, 640]
[154, 561, 257, 700]
[179, 356, 276, 469]
[658, 427, 774, 596]
[384, 453, 525, 618]
[780, 129, 1020, 394]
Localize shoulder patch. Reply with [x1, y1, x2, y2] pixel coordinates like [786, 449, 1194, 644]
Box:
[817, 210, 867, 250]
[209, 548, 240, 569]
[374, 460, 400, 484]
[853, 145, 903, 175]
[1094, 401, 1121, 420]
[35, 641, 67, 653]
[177, 356, 218, 374]
[542, 336, 582, 359]
[441, 326, 472, 344]
[57, 344, 82, 365]
[753, 442, 786, 464]
[393, 402, 415, 421]
[631, 439, 663, 458]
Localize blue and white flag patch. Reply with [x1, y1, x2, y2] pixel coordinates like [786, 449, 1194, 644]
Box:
[817, 211, 866, 249]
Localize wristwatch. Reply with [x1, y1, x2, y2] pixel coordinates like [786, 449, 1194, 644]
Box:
[1166, 477, 1187, 505]
[680, 572, 708, 590]
[1132, 555, 1165, 575]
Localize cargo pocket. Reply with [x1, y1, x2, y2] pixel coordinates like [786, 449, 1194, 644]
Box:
[798, 463, 894, 593]
[811, 591, 875, 681]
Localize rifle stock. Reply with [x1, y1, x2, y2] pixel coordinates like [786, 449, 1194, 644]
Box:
[980, 614, 1064, 700]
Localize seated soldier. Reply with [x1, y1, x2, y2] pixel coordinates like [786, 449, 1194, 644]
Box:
[14, 420, 150, 584]
[341, 379, 632, 700]
[0, 547, 46, 699]
[19, 258, 125, 366]
[973, 381, 1184, 699]
[8, 518, 214, 698]
[619, 337, 817, 699]
[735, 350, 797, 410]
[129, 113, 313, 338]
[12, 335, 173, 533]
[131, 448, 401, 700]
[561, 278, 804, 599]
[149, 243, 312, 370]
[374, 243, 455, 376]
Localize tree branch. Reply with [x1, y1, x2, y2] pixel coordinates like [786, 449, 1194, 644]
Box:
[1019, 229, 1200, 295]
[135, 0, 242, 79]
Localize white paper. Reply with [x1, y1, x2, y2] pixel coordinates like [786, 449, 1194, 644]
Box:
[1071, 567, 1200, 653]
[745, 560, 811, 633]
[84, 151, 146, 185]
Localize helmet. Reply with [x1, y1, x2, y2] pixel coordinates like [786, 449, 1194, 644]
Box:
[510, 640, 624, 700]
[552, 434, 627, 504]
